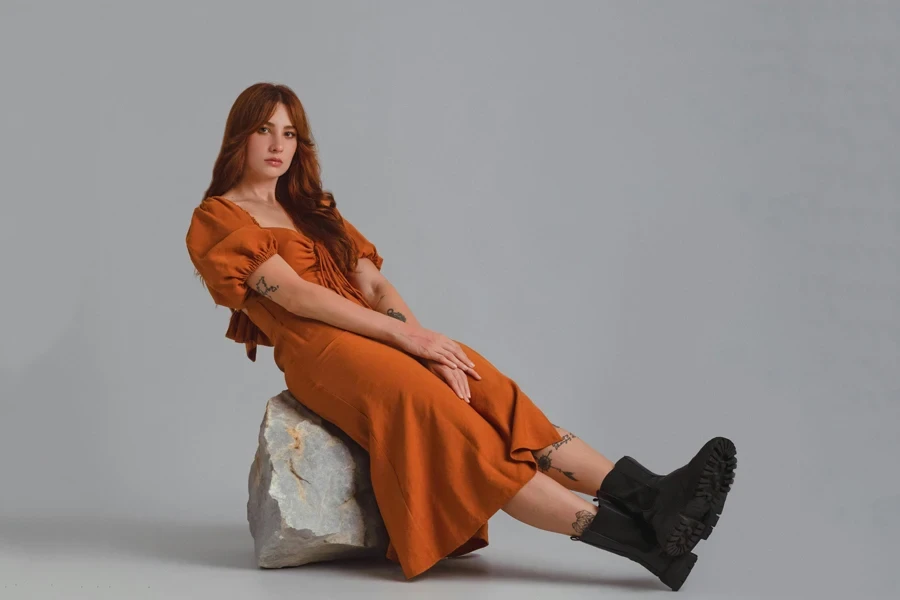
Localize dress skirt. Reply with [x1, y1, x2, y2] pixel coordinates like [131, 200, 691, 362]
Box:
[282, 329, 564, 580]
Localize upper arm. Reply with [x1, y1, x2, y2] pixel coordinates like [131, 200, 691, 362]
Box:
[244, 253, 318, 315]
[347, 256, 387, 299]
[187, 197, 314, 313]
[334, 207, 386, 297]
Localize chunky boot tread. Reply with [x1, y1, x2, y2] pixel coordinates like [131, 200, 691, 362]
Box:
[663, 436, 737, 554]
[687, 438, 737, 547]
[596, 436, 738, 557]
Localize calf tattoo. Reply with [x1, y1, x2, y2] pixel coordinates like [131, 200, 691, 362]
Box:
[255, 276, 279, 297]
[572, 510, 595, 538]
[535, 430, 578, 480]
[552, 432, 578, 450]
[386, 308, 407, 322]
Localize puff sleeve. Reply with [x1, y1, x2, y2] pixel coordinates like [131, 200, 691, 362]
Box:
[336, 207, 384, 270]
[186, 197, 279, 310]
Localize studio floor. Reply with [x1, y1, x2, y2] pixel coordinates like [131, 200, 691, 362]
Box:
[2, 511, 888, 600]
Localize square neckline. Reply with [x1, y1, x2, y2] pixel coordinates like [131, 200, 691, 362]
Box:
[209, 195, 306, 238]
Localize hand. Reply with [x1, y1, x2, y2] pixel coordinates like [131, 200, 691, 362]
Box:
[392, 324, 478, 375]
[416, 357, 481, 403]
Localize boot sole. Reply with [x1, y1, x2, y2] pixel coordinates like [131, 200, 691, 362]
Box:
[580, 529, 698, 592]
[575, 498, 698, 592]
[658, 436, 737, 556]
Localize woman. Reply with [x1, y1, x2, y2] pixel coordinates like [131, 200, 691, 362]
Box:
[185, 82, 737, 590]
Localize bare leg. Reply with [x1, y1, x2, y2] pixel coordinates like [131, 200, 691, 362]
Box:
[532, 424, 616, 496]
[501, 470, 598, 537]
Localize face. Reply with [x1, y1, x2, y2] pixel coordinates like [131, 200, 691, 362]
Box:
[245, 102, 298, 179]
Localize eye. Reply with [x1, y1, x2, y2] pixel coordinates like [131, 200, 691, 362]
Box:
[259, 126, 295, 138]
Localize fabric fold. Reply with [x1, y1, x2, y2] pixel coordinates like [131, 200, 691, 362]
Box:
[226, 308, 273, 362]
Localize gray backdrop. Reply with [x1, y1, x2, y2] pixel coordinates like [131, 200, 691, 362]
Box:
[0, 1, 897, 598]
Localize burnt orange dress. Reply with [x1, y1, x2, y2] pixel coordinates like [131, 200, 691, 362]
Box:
[186, 195, 563, 580]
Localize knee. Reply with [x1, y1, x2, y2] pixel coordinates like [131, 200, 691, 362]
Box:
[552, 422, 569, 435]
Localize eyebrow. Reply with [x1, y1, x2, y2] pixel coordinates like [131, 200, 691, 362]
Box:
[264, 121, 296, 130]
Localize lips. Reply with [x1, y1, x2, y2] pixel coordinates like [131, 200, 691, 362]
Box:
[265, 158, 282, 165]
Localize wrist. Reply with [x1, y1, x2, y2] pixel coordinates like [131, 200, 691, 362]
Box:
[381, 315, 409, 345]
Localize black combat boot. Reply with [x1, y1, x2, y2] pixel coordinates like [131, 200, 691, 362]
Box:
[594, 436, 737, 557]
[571, 494, 697, 592]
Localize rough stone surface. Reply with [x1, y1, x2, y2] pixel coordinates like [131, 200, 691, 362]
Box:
[247, 390, 389, 568]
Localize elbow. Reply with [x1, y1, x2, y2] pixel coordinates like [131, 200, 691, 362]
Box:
[366, 278, 389, 307]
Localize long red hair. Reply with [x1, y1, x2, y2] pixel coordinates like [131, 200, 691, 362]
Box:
[195, 82, 359, 284]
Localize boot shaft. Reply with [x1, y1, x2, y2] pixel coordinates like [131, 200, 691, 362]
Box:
[573, 495, 697, 592]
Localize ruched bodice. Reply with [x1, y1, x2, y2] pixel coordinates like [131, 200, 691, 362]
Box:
[186, 195, 383, 361]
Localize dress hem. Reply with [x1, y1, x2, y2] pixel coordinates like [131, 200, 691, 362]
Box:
[396, 425, 565, 581]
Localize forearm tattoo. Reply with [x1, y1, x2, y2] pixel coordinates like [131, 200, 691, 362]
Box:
[572, 509, 595, 538]
[386, 308, 407, 322]
[255, 276, 279, 297]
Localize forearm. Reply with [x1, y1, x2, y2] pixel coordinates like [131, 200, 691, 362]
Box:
[366, 280, 422, 328]
[289, 282, 408, 345]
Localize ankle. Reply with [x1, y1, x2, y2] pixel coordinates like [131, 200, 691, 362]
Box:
[570, 506, 599, 539]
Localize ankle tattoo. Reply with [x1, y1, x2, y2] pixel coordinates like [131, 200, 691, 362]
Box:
[572, 509, 595, 538]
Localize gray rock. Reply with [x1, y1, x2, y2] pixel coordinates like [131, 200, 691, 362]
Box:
[247, 390, 389, 568]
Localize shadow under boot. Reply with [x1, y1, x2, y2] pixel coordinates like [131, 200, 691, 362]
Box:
[594, 436, 737, 556]
[571, 495, 698, 592]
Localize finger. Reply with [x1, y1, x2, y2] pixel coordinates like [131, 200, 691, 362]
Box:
[439, 349, 460, 369]
[432, 348, 457, 369]
[445, 369, 463, 400]
[468, 368, 482, 380]
[453, 376, 466, 401]
[438, 346, 463, 369]
[456, 371, 470, 403]
[457, 369, 469, 402]
[450, 342, 476, 368]
[443, 347, 469, 370]
[438, 340, 467, 369]
[450, 349, 473, 370]
[456, 369, 470, 400]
